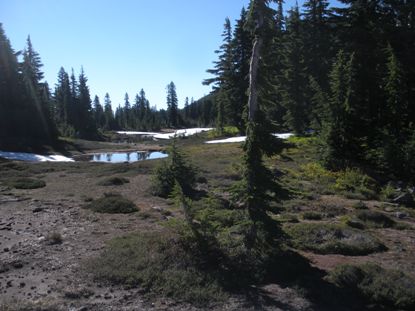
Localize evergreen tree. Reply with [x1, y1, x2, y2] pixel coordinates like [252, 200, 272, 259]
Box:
[77, 67, 96, 137]
[103, 93, 114, 130]
[230, 8, 253, 133]
[123, 92, 131, 128]
[0, 24, 23, 145]
[321, 50, 360, 169]
[21, 36, 56, 141]
[166, 81, 178, 128]
[240, 0, 282, 243]
[204, 18, 233, 134]
[93, 95, 105, 129]
[281, 4, 309, 134]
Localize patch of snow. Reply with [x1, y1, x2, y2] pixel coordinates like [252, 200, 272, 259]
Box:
[153, 128, 213, 140]
[206, 136, 247, 144]
[0, 151, 74, 162]
[206, 133, 294, 144]
[273, 133, 294, 139]
[116, 131, 160, 135]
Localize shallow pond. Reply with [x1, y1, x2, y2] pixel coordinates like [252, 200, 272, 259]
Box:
[89, 151, 167, 163]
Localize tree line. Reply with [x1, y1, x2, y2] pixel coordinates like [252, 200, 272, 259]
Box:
[0, 24, 189, 146]
[200, 0, 415, 181]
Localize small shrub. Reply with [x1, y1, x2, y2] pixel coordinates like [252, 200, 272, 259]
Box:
[334, 169, 377, 199]
[328, 263, 415, 310]
[300, 162, 335, 181]
[45, 232, 63, 245]
[302, 211, 323, 220]
[380, 182, 397, 201]
[97, 176, 129, 186]
[343, 216, 366, 229]
[352, 201, 368, 210]
[278, 213, 300, 223]
[356, 210, 396, 228]
[286, 223, 385, 255]
[84, 194, 138, 214]
[4, 177, 46, 189]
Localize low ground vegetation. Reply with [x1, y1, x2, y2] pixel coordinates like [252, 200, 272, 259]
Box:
[84, 193, 138, 214]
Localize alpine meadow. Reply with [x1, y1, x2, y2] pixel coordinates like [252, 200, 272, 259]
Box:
[1, 1, 415, 311]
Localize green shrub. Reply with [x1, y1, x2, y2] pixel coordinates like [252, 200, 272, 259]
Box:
[300, 162, 335, 182]
[329, 263, 415, 310]
[380, 182, 397, 201]
[278, 213, 300, 223]
[87, 230, 226, 306]
[352, 201, 368, 210]
[334, 169, 377, 199]
[302, 211, 323, 220]
[84, 194, 138, 214]
[286, 223, 385, 255]
[97, 176, 129, 186]
[207, 126, 239, 138]
[356, 210, 396, 228]
[4, 177, 46, 189]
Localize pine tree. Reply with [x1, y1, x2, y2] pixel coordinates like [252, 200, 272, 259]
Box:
[166, 81, 178, 128]
[77, 67, 96, 137]
[321, 50, 360, 169]
[204, 18, 234, 134]
[93, 95, 105, 129]
[21, 36, 56, 141]
[230, 8, 253, 133]
[281, 4, 309, 134]
[240, 0, 282, 244]
[0, 23, 23, 144]
[103, 93, 114, 130]
[123, 92, 131, 129]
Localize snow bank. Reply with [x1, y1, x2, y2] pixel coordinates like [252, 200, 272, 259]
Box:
[153, 128, 213, 140]
[116, 131, 159, 135]
[0, 151, 74, 162]
[206, 133, 294, 144]
[206, 136, 247, 144]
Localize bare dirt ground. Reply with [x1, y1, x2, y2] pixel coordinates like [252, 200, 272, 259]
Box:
[0, 163, 314, 311]
[1, 138, 414, 311]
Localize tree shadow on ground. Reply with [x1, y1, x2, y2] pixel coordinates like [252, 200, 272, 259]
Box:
[245, 250, 373, 311]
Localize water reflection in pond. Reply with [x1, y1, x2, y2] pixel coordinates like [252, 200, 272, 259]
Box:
[91, 151, 167, 163]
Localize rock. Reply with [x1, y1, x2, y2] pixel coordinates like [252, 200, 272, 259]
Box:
[392, 193, 414, 206]
[32, 207, 44, 213]
[395, 212, 408, 219]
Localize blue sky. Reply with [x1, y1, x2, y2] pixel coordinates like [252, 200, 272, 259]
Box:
[1, 0, 342, 110]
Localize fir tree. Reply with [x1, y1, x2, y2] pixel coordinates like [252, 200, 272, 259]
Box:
[321, 50, 360, 169]
[77, 67, 96, 137]
[103, 93, 114, 130]
[240, 0, 282, 245]
[93, 95, 105, 129]
[166, 81, 178, 128]
[281, 4, 309, 134]
[21, 36, 56, 141]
